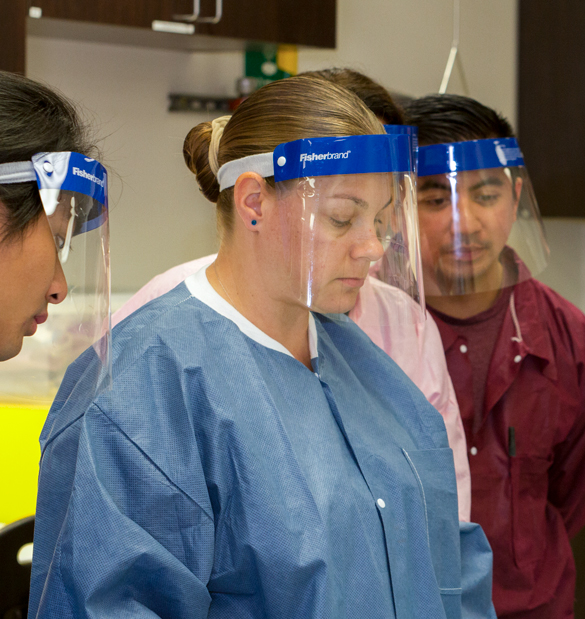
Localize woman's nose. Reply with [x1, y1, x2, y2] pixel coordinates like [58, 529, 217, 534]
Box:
[47, 257, 68, 305]
[351, 228, 385, 263]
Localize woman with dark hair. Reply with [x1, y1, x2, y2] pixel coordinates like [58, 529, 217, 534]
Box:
[0, 71, 109, 364]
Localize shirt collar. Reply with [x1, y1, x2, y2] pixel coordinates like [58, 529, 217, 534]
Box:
[493, 250, 555, 368]
[509, 279, 556, 370]
[185, 264, 318, 361]
[430, 272, 555, 374]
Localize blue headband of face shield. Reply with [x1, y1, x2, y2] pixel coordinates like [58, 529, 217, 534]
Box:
[217, 134, 413, 191]
[384, 124, 418, 143]
[417, 137, 524, 176]
[0, 152, 108, 261]
[384, 125, 418, 172]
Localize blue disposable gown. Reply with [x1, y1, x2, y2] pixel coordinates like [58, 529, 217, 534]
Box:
[29, 268, 495, 619]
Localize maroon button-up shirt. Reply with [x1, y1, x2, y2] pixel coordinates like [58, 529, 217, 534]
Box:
[431, 271, 585, 618]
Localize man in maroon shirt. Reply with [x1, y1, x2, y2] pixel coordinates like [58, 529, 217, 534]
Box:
[405, 94, 585, 618]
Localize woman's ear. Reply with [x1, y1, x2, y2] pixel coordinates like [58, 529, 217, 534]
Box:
[233, 172, 273, 231]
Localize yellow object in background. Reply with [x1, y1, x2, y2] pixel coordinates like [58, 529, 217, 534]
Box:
[0, 403, 49, 525]
[276, 45, 298, 76]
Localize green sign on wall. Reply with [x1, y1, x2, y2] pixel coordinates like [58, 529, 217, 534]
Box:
[245, 45, 297, 88]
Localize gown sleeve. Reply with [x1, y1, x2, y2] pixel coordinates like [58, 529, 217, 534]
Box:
[547, 371, 585, 539]
[32, 402, 215, 619]
[459, 521, 497, 619]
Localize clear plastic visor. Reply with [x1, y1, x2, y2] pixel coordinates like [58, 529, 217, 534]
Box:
[417, 139, 549, 296]
[0, 152, 111, 406]
[217, 134, 426, 330]
[277, 171, 425, 329]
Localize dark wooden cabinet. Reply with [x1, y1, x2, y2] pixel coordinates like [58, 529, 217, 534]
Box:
[0, 0, 335, 74]
[518, 0, 585, 218]
[0, 0, 28, 73]
[28, 0, 335, 47]
[27, 0, 195, 29]
[193, 0, 336, 48]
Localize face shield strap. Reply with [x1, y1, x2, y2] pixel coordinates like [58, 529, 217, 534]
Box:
[0, 161, 37, 184]
[218, 153, 274, 192]
[418, 137, 524, 176]
[217, 134, 413, 193]
[0, 154, 108, 215]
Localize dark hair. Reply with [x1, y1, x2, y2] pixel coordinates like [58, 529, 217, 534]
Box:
[183, 74, 383, 236]
[300, 68, 405, 126]
[0, 71, 96, 242]
[404, 94, 514, 146]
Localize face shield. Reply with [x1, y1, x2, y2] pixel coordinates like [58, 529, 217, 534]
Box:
[417, 137, 549, 296]
[0, 152, 111, 406]
[217, 134, 425, 327]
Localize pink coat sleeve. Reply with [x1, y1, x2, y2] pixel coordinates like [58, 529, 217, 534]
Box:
[350, 277, 471, 522]
[112, 255, 217, 328]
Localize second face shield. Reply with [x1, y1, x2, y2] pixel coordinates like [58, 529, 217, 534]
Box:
[274, 135, 425, 323]
[417, 138, 549, 296]
[219, 133, 425, 326]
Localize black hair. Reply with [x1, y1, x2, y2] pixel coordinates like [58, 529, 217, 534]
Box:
[404, 94, 514, 146]
[299, 67, 405, 126]
[0, 71, 96, 242]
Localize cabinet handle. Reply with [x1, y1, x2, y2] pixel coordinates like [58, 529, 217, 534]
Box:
[173, 0, 200, 23]
[174, 0, 223, 24]
[196, 0, 223, 24]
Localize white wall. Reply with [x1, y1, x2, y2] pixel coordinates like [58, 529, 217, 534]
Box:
[31, 0, 584, 308]
[27, 38, 242, 292]
[298, 0, 518, 123]
[537, 219, 585, 311]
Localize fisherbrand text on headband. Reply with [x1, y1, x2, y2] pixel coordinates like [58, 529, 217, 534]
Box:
[217, 134, 413, 191]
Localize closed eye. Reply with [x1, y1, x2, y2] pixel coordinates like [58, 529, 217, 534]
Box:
[330, 217, 352, 228]
[419, 195, 451, 209]
[474, 193, 500, 205]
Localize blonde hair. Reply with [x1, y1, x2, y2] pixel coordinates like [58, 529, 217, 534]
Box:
[183, 75, 384, 237]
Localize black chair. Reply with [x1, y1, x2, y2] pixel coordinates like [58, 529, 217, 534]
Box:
[0, 515, 35, 619]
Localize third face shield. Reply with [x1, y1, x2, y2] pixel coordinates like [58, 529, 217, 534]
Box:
[417, 137, 549, 296]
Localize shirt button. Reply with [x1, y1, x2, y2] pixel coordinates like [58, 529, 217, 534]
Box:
[460, 344, 468, 353]
[470, 446, 478, 456]
[377, 498, 386, 509]
[514, 355, 522, 363]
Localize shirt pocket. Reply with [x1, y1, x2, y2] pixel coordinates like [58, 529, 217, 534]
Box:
[510, 454, 550, 568]
[402, 448, 462, 603]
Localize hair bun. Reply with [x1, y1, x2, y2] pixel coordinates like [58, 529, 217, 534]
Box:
[183, 121, 220, 203]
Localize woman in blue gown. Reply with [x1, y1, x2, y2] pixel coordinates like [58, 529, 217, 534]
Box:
[29, 75, 495, 619]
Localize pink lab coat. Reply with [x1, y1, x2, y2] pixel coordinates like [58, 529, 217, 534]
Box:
[113, 255, 471, 521]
